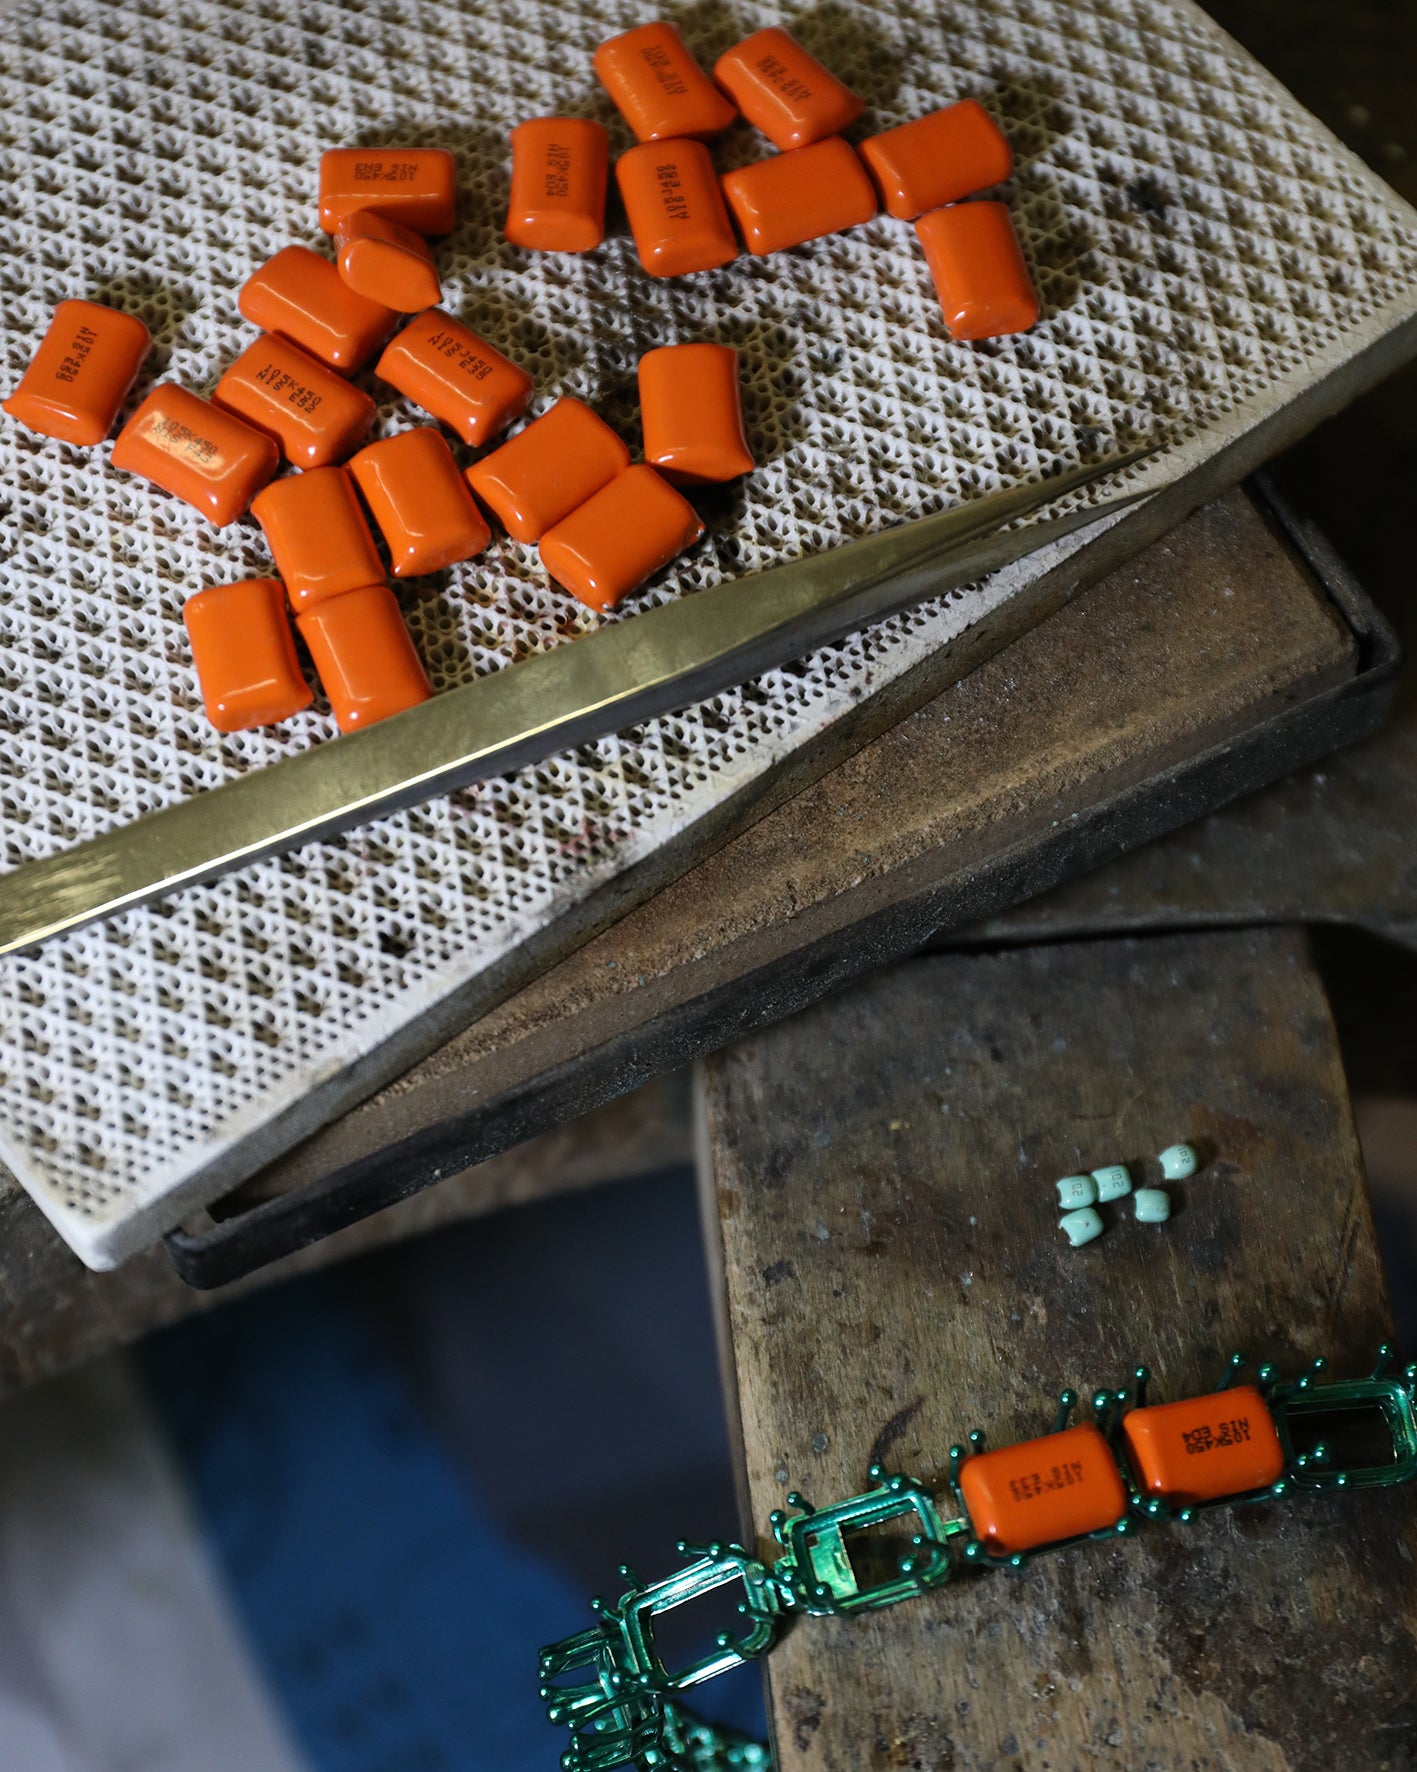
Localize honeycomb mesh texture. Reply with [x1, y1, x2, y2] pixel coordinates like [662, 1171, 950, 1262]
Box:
[0, 0, 1414, 1263]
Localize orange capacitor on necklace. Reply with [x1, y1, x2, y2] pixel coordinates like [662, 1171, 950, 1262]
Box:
[540, 464, 704, 612]
[4, 299, 150, 446]
[318, 147, 457, 236]
[593, 22, 736, 143]
[1122, 1386, 1286, 1509]
[334, 213, 442, 313]
[349, 428, 490, 576]
[958, 1423, 1127, 1558]
[250, 467, 384, 611]
[915, 201, 1040, 341]
[376, 310, 534, 448]
[111, 385, 278, 526]
[638, 344, 753, 484]
[617, 140, 738, 278]
[712, 28, 863, 151]
[859, 98, 1013, 221]
[298, 583, 433, 732]
[466, 398, 630, 543]
[239, 245, 399, 374]
[213, 334, 375, 469]
[183, 579, 313, 732]
[720, 137, 876, 256]
[505, 117, 609, 253]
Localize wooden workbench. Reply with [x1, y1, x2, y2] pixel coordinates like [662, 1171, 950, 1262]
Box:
[697, 928, 1417, 1769]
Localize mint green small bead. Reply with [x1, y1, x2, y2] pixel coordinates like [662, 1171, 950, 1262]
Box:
[1134, 1187, 1171, 1223]
[1091, 1164, 1132, 1203]
[1158, 1143, 1198, 1180]
[1055, 1174, 1097, 1210]
[1059, 1206, 1105, 1246]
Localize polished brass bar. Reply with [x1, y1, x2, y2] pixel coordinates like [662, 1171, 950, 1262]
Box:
[0, 452, 1155, 953]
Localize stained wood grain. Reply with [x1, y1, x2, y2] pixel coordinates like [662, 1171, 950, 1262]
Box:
[698, 929, 1417, 1771]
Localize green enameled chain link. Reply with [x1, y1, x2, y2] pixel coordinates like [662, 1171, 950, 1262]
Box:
[539, 1349, 1417, 1771]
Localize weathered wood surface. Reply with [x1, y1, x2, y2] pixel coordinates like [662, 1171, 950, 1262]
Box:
[698, 929, 1417, 1771]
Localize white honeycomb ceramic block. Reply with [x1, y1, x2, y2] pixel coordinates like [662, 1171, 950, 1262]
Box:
[0, 0, 1414, 1267]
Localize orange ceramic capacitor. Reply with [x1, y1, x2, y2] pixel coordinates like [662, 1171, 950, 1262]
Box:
[239, 245, 399, 374]
[4, 300, 150, 446]
[376, 310, 534, 448]
[111, 385, 278, 526]
[1122, 1387, 1286, 1509]
[915, 201, 1040, 341]
[638, 344, 753, 485]
[183, 578, 313, 732]
[505, 117, 609, 253]
[712, 28, 863, 152]
[334, 212, 442, 313]
[720, 137, 876, 256]
[318, 147, 457, 236]
[617, 140, 738, 278]
[349, 428, 490, 576]
[467, 397, 630, 544]
[250, 466, 384, 611]
[859, 98, 1013, 221]
[958, 1424, 1127, 1558]
[593, 22, 736, 144]
[540, 464, 704, 612]
[213, 334, 375, 469]
[298, 583, 433, 732]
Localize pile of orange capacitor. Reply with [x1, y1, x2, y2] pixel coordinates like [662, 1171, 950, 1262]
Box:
[544, 21, 1038, 338]
[3, 18, 1036, 741]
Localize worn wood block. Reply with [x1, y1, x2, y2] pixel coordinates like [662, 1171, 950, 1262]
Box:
[698, 929, 1417, 1771]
